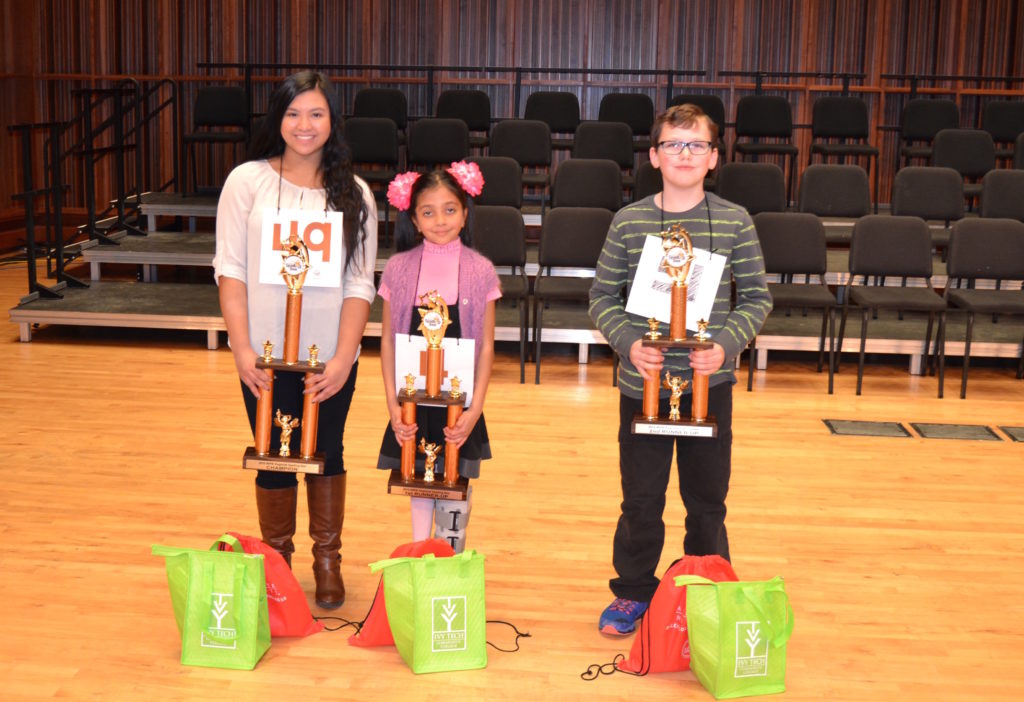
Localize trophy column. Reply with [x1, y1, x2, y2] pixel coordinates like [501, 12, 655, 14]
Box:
[242, 235, 327, 474]
[386, 290, 470, 501]
[631, 224, 717, 438]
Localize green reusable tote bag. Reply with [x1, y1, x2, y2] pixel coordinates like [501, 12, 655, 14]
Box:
[674, 575, 794, 699]
[369, 550, 487, 674]
[152, 534, 271, 670]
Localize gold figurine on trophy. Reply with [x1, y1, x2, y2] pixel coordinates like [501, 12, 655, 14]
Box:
[663, 372, 690, 422]
[419, 439, 441, 483]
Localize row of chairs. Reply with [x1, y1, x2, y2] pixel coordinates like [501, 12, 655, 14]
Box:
[750, 213, 1024, 399]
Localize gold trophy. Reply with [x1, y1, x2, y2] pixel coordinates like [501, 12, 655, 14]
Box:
[632, 224, 717, 438]
[387, 289, 469, 501]
[243, 233, 326, 473]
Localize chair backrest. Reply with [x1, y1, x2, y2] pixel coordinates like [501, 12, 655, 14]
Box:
[538, 207, 615, 268]
[633, 161, 663, 202]
[466, 156, 523, 207]
[551, 159, 622, 210]
[797, 164, 871, 218]
[192, 86, 248, 128]
[572, 121, 635, 168]
[489, 119, 552, 168]
[353, 88, 408, 130]
[344, 117, 399, 164]
[753, 212, 827, 276]
[811, 96, 870, 140]
[981, 100, 1024, 144]
[981, 170, 1024, 221]
[891, 166, 965, 222]
[524, 91, 581, 133]
[406, 118, 470, 167]
[668, 94, 727, 142]
[900, 98, 958, 142]
[848, 215, 935, 279]
[946, 217, 1024, 281]
[716, 162, 786, 214]
[598, 92, 655, 136]
[931, 128, 996, 178]
[436, 89, 492, 132]
[734, 95, 793, 138]
[473, 205, 527, 268]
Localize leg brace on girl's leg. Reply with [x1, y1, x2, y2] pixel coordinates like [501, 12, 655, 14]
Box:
[411, 496, 435, 542]
[434, 486, 472, 553]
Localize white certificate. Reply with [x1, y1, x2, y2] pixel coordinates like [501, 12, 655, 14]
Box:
[258, 207, 344, 288]
[625, 234, 726, 331]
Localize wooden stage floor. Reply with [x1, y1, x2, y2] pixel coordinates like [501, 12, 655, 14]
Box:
[2, 261, 1024, 701]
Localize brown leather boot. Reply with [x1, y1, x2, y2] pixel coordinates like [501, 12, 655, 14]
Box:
[255, 484, 297, 568]
[306, 472, 346, 609]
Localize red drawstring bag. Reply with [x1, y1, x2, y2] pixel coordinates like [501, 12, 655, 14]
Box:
[617, 555, 738, 674]
[223, 532, 323, 638]
[348, 538, 456, 647]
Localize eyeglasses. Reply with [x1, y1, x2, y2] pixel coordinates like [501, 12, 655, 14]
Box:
[657, 140, 714, 156]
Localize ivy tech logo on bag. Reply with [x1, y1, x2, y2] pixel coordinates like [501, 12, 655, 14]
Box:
[734, 620, 768, 677]
[431, 596, 467, 652]
[201, 592, 238, 650]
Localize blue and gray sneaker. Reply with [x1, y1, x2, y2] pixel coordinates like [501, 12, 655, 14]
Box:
[598, 598, 649, 636]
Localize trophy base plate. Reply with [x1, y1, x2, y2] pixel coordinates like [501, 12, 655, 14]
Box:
[631, 413, 718, 438]
[387, 469, 469, 500]
[642, 338, 715, 350]
[243, 447, 325, 474]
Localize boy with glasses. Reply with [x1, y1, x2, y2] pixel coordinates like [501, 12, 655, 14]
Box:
[589, 103, 771, 636]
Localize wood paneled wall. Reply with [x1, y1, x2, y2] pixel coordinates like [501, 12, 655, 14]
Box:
[3, 0, 1023, 230]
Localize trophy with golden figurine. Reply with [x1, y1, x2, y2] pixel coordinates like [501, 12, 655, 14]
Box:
[242, 233, 327, 474]
[386, 290, 470, 501]
[631, 224, 718, 438]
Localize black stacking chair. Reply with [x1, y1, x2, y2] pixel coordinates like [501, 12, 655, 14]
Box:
[406, 118, 470, 169]
[798, 164, 872, 244]
[466, 156, 522, 208]
[981, 100, 1024, 165]
[749, 212, 837, 393]
[943, 218, 1024, 398]
[633, 161, 663, 202]
[980, 170, 1024, 222]
[524, 91, 581, 153]
[898, 98, 959, 168]
[572, 121, 636, 200]
[551, 158, 622, 211]
[183, 86, 249, 195]
[891, 166, 965, 250]
[532, 207, 615, 383]
[716, 162, 786, 215]
[474, 205, 530, 383]
[669, 93, 727, 146]
[931, 128, 996, 210]
[598, 92, 656, 151]
[1017, 133, 1024, 169]
[345, 117, 400, 245]
[489, 119, 552, 212]
[436, 89, 492, 151]
[837, 215, 947, 397]
[732, 95, 798, 203]
[353, 88, 408, 145]
[807, 96, 879, 210]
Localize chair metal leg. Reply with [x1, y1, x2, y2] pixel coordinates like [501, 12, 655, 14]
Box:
[835, 298, 850, 374]
[960, 312, 975, 399]
[936, 312, 946, 399]
[533, 298, 542, 385]
[746, 337, 756, 391]
[815, 310, 828, 372]
[518, 298, 526, 384]
[857, 308, 869, 395]
[923, 312, 935, 376]
[826, 307, 836, 395]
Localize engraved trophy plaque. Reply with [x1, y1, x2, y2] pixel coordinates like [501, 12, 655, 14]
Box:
[632, 224, 717, 438]
[243, 234, 327, 473]
[387, 290, 469, 500]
